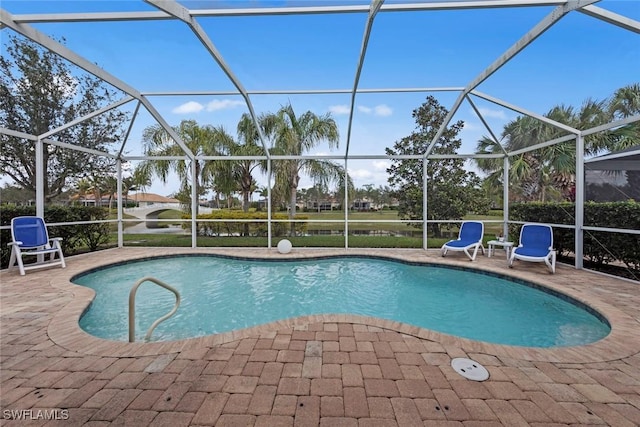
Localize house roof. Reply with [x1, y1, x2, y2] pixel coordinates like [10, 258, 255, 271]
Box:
[130, 193, 180, 203]
[585, 145, 640, 171]
[71, 192, 178, 203]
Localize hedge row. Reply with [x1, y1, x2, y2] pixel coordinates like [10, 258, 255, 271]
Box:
[3, 202, 636, 273]
[187, 211, 309, 237]
[1, 205, 111, 269]
[509, 201, 640, 271]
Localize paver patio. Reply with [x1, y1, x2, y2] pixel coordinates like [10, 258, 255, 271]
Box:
[1, 247, 639, 426]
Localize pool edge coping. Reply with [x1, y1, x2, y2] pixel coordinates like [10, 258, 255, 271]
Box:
[44, 247, 640, 364]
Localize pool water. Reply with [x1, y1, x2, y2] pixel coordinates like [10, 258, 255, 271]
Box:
[74, 256, 610, 347]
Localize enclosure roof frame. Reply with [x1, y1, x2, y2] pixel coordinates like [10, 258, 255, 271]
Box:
[1, 0, 639, 203]
[2, 0, 638, 162]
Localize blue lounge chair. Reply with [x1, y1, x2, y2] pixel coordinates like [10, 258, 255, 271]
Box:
[7, 216, 66, 276]
[509, 224, 556, 273]
[441, 221, 485, 261]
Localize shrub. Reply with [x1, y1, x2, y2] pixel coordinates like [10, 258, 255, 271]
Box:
[510, 201, 640, 272]
[185, 211, 309, 237]
[1, 205, 111, 268]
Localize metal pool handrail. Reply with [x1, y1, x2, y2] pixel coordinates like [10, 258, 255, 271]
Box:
[128, 276, 181, 343]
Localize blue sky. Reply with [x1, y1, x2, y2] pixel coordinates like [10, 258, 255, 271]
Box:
[2, 0, 639, 197]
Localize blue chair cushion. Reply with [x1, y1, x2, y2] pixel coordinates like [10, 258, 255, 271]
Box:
[514, 247, 549, 258]
[13, 217, 49, 247]
[445, 240, 477, 248]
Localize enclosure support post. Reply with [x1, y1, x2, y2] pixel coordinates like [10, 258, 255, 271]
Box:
[35, 137, 44, 218]
[117, 159, 123, 248]
[503, 156, 509, 239]
[575, 133, 584, 269]
[422, 157, 428, 250]
[191, 160, 197, 248]
[267, 159, 272, 249]
[344, 158, 349, 249]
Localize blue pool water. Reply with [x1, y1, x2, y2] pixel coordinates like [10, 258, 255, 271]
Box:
[74, 256, 610, 347]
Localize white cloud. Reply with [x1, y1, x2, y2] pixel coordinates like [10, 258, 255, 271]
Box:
[357, 104, 392, 117]
[206, 99, 244, 111]
[172, 99, 245, 114]
[329, 105, 350, 115]
[349, 169, 374, 180]
[463, 122, 481, 131]
[172, 101, 204, 114]
[374, 104, 392, 117]
[476, 107, 507, 120]
[347, 159, 393, 188]
[372, 160, 390, 171]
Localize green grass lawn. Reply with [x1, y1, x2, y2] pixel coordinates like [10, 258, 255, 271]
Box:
[113, 208, 505, 249]
[120, 233, 441, 248]
[303, 210, 504, 237]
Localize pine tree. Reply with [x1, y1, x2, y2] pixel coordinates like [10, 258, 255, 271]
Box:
[386, 96, 490, 237]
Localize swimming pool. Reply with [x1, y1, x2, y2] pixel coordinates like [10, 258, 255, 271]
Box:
[73, 255, 610, 347]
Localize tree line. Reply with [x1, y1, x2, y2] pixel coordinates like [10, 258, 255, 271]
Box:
[1, 36, 638, 237]
[475, 84, 639, 203]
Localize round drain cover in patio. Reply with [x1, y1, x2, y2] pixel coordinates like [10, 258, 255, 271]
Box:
[451, 357, 489, 381]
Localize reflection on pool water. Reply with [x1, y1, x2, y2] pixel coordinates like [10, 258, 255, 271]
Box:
[74, 256, 610, 347]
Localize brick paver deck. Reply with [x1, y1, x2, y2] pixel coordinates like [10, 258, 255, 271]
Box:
[1, 247, 639, 426]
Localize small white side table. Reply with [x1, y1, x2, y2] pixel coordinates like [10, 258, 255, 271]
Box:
[487, 240, 514, 259]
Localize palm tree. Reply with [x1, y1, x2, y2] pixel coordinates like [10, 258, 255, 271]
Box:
[264, 103, 343, 235]
[255, 185, 269, 211]
[74, 178, 91, 206]
[475, 85, 639, 202]
[609, 83, 640, 148]
[610, 83, 640, 118]
[129, 165, 151, 207]
[477, 117, 578, 202]
[102, 176, 118, 210]
[309, 182, 328, 212]
[609, 83, 640, 201]
[87, 175, 105, 207]
[139, 120, 226, 215]
[233, 114, 269, 213]
[121, 175, 138, 207]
